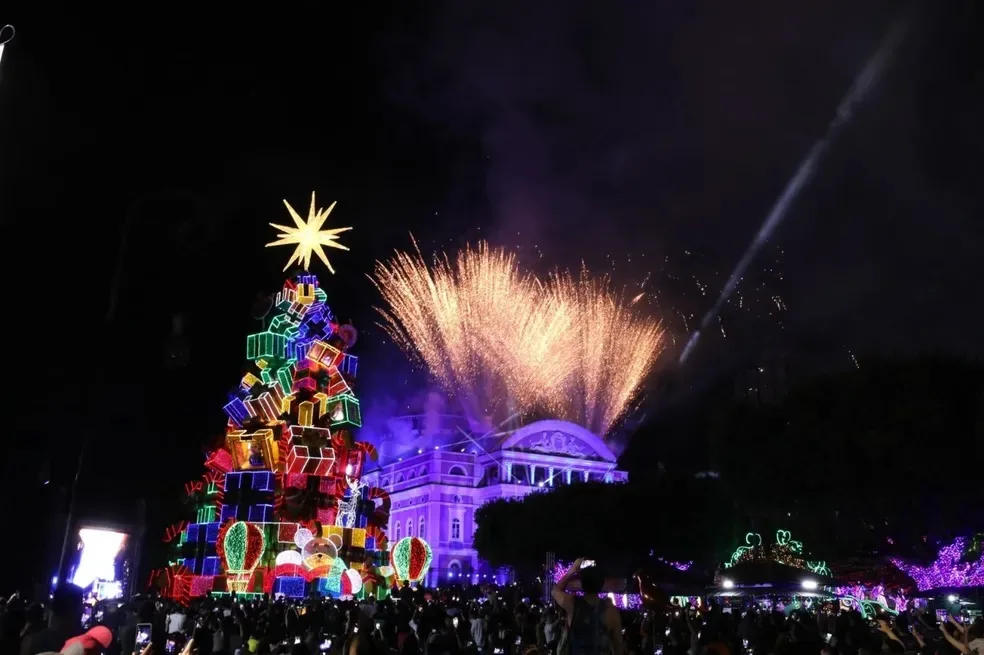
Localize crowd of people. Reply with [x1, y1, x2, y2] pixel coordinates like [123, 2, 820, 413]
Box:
[0, 565, 980, 655]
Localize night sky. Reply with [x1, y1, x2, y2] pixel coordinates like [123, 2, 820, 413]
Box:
[1, 0, 982, 590]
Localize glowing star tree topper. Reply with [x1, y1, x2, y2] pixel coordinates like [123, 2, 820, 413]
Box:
[267, 192, 352, 273]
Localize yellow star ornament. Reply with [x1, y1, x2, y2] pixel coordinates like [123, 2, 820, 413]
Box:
[266, 192, 352, 273]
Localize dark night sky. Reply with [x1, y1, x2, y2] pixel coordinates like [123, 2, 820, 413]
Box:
[1, 1, 982, 589]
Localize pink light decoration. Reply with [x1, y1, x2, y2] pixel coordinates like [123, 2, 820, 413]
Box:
[657, 558, 693, 571]
[890, 537, 984, 591]
[833, 584, 909, 612]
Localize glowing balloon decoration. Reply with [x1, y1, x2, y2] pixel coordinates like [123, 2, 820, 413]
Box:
[217, 521, 265, 590]
[340, 568, 363, 595]
[390, 537, 432, 583]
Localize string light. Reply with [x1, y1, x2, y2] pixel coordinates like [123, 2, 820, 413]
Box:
[891, 537, 984, 591]
[162, 268, 392, 599]
[724, 529, 828, 575]
[390, 537, 432, 583]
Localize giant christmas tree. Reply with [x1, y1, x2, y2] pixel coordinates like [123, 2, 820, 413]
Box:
[153, 193, 395, 601]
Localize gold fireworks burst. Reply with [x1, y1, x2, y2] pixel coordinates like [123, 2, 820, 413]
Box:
[267, 192, 352, 273]
[372, 241, 665, 437]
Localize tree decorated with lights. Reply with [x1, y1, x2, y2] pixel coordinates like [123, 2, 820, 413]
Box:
[152, 193, 412, 600]
[890, 536, 984, 592]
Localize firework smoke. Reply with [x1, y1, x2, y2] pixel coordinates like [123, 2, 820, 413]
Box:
[372, 241, 665, 437]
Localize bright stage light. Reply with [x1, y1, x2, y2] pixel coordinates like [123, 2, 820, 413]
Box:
[801, 579, 819, 591]
[72, 528, 127, 589]
[722, 578, 735, 589]
[0, 26, 14, 69]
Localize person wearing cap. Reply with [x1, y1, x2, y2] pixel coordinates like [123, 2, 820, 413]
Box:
[61, 627, 114, 655]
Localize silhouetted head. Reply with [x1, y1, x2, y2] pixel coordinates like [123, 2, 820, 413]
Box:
[579, 566, 604, 595]
[51, 585, 84, 622]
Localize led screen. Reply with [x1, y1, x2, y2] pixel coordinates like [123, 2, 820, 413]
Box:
[72, 528, 127, 589]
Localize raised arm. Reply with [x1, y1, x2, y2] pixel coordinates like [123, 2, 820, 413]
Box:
[941, 624, 971, 654]
[551, 558, 583, 616]
[604, 602, 625, 655]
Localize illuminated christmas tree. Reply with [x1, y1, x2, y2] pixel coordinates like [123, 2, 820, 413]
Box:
[152, 194, 396, 600]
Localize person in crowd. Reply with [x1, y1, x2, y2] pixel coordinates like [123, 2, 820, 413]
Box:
[165, 606, 187, 639]
[551, 559, 624, 655]
[23, 586, 84, 655]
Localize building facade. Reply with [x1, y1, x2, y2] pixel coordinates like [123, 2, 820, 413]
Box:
[362, 418, 627, 587]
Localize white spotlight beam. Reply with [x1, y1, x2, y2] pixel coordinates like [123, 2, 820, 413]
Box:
[0, 25, 14, 70]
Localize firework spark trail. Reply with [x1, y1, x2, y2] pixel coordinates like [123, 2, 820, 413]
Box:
[373, 242, 665, 437]
[678, 8, 912, 365]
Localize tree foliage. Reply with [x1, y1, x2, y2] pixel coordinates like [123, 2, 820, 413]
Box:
[473, 356, 984, 572]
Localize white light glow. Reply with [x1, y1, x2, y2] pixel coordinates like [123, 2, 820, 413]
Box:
[276, 550, 303, 566]
[947, 594, 958, 603]
[801, 579, 819, 590]
[0, 25, 13, 69]
[72, 529, 127, 589]
[722, 578, 735, 589]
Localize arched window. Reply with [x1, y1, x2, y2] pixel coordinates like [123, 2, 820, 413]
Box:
[448, 560, 461, 579]
[382, 477, 390, 487]
[395, 521, 402, 541]
[407, 519, 413, 537]
[419, 466, 428, 476]
[418, 517, 426, 539]
[408, 470, 416, 480]
[451, 517, 461, 540]
[396, 473, 405, 483]
[448, 465, 467, 476]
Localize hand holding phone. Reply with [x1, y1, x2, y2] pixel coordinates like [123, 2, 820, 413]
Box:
[135, 624, 153, 653]
[580, 560, 596, 569]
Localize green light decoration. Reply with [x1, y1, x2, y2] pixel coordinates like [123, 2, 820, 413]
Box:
[220, 521, 266, 573]
[841, 596, 898, 620]
[390, 536, 433, 583]
[724, 529, 828, 575]
[322, 557, 348, 595]
[225, 522, 248, 570]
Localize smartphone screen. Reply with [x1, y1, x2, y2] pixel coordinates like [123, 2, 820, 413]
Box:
[136, 624, 153, 651]
[453, 617, 459, 628]
[580, 560, 596, 569]
[320, 639, 331, 652]
[935, 610, 947, 624]
[165, 639, 177, 655]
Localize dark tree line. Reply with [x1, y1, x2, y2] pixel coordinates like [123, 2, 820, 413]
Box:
[473, 356, 984, 575]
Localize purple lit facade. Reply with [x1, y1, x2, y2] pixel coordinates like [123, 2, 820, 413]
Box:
[362, 418, 627, 586]
[891, 537, 984, 591]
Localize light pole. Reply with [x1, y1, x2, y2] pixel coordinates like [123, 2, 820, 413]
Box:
[55, 190, 203, 587]
[0, 25, 14, 79]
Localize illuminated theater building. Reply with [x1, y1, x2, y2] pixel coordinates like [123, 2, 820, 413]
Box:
[362, 417, 628, 586]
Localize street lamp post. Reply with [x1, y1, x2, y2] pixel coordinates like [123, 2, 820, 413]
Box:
[0, 25, 14, 70]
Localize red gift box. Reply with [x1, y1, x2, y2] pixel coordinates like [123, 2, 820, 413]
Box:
[285, 426, 336, 475]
